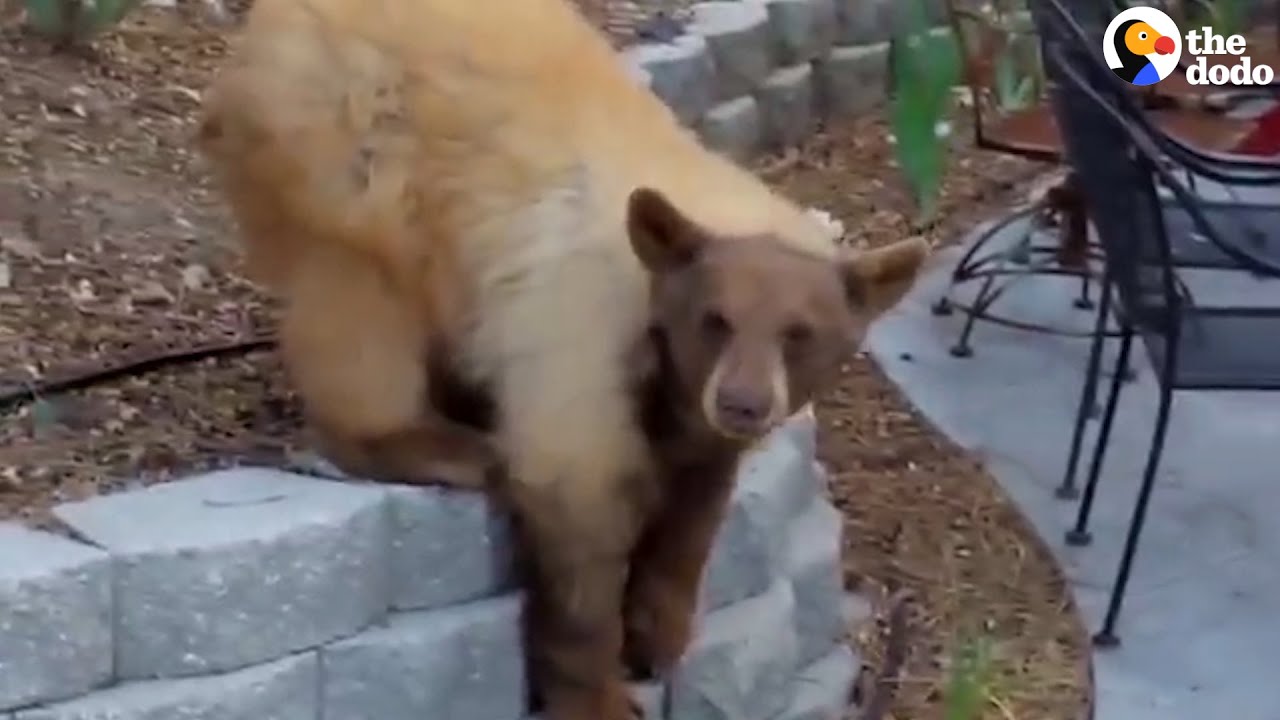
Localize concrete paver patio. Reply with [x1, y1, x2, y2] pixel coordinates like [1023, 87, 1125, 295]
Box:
[864, 209, 1280, 720]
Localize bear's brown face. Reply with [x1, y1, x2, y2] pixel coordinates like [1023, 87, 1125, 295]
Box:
[627, 187, 930, 442]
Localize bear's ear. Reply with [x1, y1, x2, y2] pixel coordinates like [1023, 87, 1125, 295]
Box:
[626, 187, 707, 272]
[838, 236, 931, 317]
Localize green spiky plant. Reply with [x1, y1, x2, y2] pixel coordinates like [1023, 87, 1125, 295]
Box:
[888, 0, 1042, 225]
[22, 0, 144, 49]
[887, 0, 961, 226]
[942, 633, 996, 720]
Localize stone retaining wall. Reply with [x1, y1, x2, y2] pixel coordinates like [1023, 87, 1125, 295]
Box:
[0, 412, 869, 720]
[620, 0, 947, 162]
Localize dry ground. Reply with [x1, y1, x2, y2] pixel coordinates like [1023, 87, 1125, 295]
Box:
[0, 6, 1092, 719]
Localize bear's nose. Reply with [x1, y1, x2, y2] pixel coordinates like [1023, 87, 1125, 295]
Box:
[1154, 35, 1174, 54]
[715, 388, 771, 426]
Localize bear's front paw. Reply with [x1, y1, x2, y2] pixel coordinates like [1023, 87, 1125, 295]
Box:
[623, 588, 695, 679]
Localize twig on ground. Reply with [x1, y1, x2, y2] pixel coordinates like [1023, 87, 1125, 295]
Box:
[858, 588, 914, 720]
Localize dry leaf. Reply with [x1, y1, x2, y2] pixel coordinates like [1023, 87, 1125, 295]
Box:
[132, 280, 174, 305]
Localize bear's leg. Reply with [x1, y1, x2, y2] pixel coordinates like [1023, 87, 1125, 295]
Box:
[509, 479, 647, 720]
[278, 248, 499, 488]
[623, 459, 739, 677]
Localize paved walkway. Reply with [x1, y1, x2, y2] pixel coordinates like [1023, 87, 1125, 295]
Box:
[863, 211, 1280, 720]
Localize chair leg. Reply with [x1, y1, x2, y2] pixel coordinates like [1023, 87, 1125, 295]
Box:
[1066, 324, 1135, 545]
[949, 273, 998, 358]
[1094, 346, 1179, 648]
[1073, 273, 1093, 310]
[1056, 275, 1114, 500]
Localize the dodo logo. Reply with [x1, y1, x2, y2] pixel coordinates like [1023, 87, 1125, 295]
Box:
[1104, 5, 1277, 86]
[1103, 6, 1181, 86]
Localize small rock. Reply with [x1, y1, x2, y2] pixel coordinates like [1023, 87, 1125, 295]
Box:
[180, 264, 211, 291]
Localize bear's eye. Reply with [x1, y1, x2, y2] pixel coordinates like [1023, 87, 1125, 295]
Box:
[701, 308, 731, 339]
[782, 322, 813, 348]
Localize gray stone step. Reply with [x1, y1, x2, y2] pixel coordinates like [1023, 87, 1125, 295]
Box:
[671, 580, 799, 720]
[813, 43, 890, 119]
[385, 485, 516, 612]
[772, 644, 860, 720]
[765, 0, 838, 65]
[834, 0, 892, 45]
[51, 468, 390, 681]
[697, 95, 764, 162]
[689, 1, 775, 101]
[13, 653, 318, 720]
[784, 498, 847, 667]
[622, 35, 718, 124]
[701, 420, 819, 611]
[756, 64, 814, 151]
[321, 594, 526, 720]
[0, 524, 112, 712]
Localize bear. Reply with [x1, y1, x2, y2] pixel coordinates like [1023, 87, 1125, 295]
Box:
[195, 0, 930, 716]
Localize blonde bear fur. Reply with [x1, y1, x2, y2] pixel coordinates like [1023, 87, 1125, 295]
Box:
[198, 0, 929, 717]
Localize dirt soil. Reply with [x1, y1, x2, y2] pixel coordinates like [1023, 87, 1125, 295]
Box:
[0, 6, 1092, 720]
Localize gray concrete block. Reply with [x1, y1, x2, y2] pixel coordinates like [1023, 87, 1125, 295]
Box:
[779, 406, 818, 459]
[696, 95, 763, 163]
[14, 653, 318, 720]
[765, 0, 838, 64]
[322, 594, 526, 720]
[386, 486, 516, 612]
[754, 64, 814, 151]
[785, 499, 846, 666]
[742, 425, 821, 531]
[833, 0, 892, 44]
[52, 468, 391, 680]
[842, 592, 872, 631]
[621, 58, 655, 90]
[700, 428, 815, 611]
[0, 524, 112, 712]
[623, 35, 718, 124]
[630, 681, 665, 719]
[775, 644, 860, 720]
[671, 581, 798, 720]
[812, 42, 889, 118]
[689, 1, 774, 101]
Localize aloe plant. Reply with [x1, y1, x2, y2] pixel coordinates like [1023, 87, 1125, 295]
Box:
[23, 0, 144, 48]
[942, 633, 995, 720]
[887, 0, 961, 224]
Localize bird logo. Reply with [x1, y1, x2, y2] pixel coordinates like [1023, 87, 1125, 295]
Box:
[1103, 6, 1182, 86]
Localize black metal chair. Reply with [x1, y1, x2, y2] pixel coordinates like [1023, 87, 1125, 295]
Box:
[929, 0, 1113, 361]
[1040, 0, 1280, 503]
[1032, 0, 1280, 647]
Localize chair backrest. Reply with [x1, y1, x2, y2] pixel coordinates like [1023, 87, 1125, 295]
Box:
[941, 0, 1049, 153]
[1043, 0, 1280, 175]
[1030, 0, 1280, 330]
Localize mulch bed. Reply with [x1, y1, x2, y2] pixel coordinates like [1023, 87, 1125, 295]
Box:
[0, 5, 1092, 719]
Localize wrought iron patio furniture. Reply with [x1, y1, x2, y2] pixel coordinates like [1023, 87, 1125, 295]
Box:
[1033, 0, 1280, 647]
[929, 0, 1263, 361]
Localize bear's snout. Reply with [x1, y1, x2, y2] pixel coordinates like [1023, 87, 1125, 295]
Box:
[698, 343, 789, 440]
[714, 386, 772, 433]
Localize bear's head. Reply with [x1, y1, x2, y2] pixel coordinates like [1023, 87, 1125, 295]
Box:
[627, 187, 929, 443]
